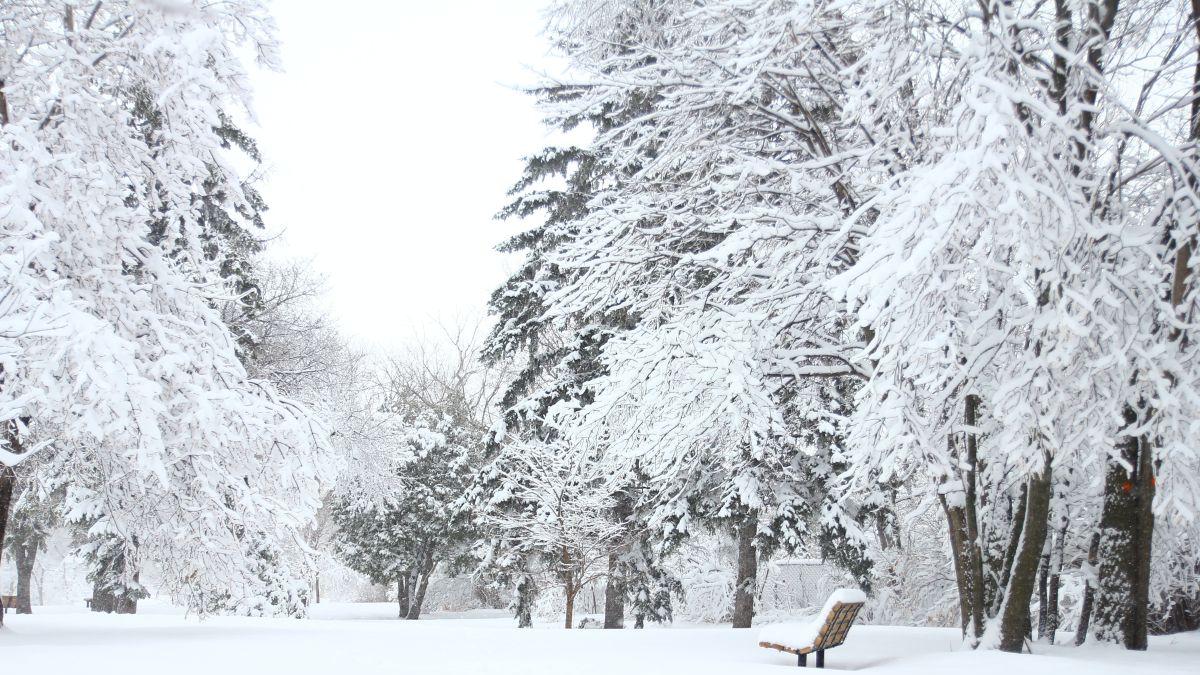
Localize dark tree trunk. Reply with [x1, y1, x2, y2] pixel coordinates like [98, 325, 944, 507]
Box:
[995, 484, 1027, 618]
[1044, 520, 1066, 644]
[560, 545, 577, 629]
[731, 514, 758, 628]
[13, 541, 36, 614]
[397, 577, 410, 619]
[942, 395, 987, 642]
[406, 559, 433, 620]
[516, 574, 535, 628]
[564, 584, 577, 629]
[604, 483, 632, 629]
[633, 613, 645, 629]
[998, 461, 1052, 653]
[1036, 540, 1051, 639]
[406, 575, 429, 620]
[1045, 564, 1061, 644]
[603, 551, 625, 628]
[1131, 434, 1155, 645]
[1074, 533, 1101, 645]
[941, 499, 972, 636]
[963, 395, 986, 637]
[1094, 408, 1154, 650]
[0, 431, 20, 626]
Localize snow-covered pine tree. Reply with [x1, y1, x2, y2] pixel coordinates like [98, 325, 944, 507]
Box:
[333, 325, 500, 620]
[480, 55, 675, 628]
[536, 0, 879, 628]
[333, 411, 478, 620]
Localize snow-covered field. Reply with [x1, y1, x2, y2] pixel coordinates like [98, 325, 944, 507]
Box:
[0, 602, 1195, 675]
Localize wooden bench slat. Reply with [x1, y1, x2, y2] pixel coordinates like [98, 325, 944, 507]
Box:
[757, 598, 865, 667]
[758, 641, 815, 655]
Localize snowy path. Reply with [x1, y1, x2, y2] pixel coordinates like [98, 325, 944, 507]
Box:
[0, 603, 1195, 674]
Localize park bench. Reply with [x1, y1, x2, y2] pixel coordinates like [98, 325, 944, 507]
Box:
[0, 594, 17, 614]
[757, 589, 866, 668]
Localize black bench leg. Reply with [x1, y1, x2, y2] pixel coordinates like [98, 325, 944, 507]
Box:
[816, 650, 825, 668]
[798, 652, 807, 667]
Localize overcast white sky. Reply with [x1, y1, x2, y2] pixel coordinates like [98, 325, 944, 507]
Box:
[250, 0, 558, 348]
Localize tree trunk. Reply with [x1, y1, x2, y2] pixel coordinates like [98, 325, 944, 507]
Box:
[941, 396, 987, 643]
[941, 498, 973, 636]
[604, 482, 633, 629]
[13, 541, 36, 614]
[406, 566, 432, 620]
[0, 436, 19, 626]
[998, 461, 1052, 653]
[560, 544, 577, 629]
[564, 585, 577, 629]
[1074, 533, 1100, 645]
[731, 514, 758, 628]
[992, 484, 1028, 619]
[516, 574, 535, 628]
[1130, 434, 1155, 645]
[1044, 517, 1067, 644]
[1041, 511, 1070, 643]
[962, 395, 986, 637]
[634, 613, 645, 629]
[1045, 564, 1061, 644]
[397, 577, 410, 619]
[603, 551, 626, 629]
[1093, 408, 1154, 650]
[1036, 539, 1051, 639]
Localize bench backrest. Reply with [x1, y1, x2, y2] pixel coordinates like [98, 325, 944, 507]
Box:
[813, 601, 864, 650]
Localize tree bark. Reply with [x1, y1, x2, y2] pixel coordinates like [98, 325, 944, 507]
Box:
[1036, 538, 1051, 639]
[1044, 518, 1066, 644]
[564, 585, 576, 629]
[560, 545, 577, 629]
[0, 430, 20, 626]
[1093, 408, 1153, 650]
[942, 394, 987, 642]
[998, 461, 1052, 653]
[603, 551, 626, 628]
[516, 574, 535, 628]
[1131, 435, 1155, 644]
[13, 540, 36, 614]
[406, 558, 433, 620]
[993, 485, 1028, 618]
[731, 514, 758, 628]
[406, 574, 430, 620]
[963, 395, 986, 637]
[1074, 532, 1100, 645]
[941, 498, 973, 636]
[397, 577, 410, 619]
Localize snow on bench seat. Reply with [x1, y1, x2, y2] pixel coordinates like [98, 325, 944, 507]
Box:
[758, 589, 866, 667]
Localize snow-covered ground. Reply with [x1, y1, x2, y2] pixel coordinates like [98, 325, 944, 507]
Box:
[0, 601, 1195, 674]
